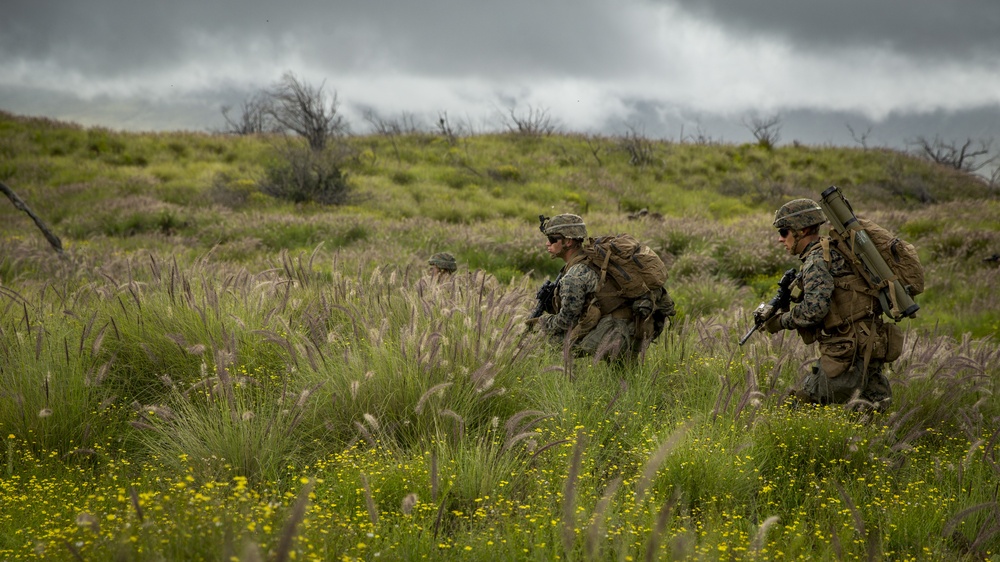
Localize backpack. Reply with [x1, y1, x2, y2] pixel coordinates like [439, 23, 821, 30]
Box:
[580, 234, 675, 341]
[818, 186, 924, 322]
[583, 234, 669, 298]
[849, 217, 924, 296]
[825, 216, 924, 322]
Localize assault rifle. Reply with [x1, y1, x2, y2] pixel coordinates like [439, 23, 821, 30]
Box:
[529, 280, 557, 323]
[739, 268, 798, 346]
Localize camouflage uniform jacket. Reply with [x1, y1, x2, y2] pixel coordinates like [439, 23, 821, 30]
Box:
[777, 239, 853, 331]
[542, 252, 599, 337]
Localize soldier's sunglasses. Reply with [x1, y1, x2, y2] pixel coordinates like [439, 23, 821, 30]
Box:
[778, 228, 790, 237]
[547, 235, 564, 244]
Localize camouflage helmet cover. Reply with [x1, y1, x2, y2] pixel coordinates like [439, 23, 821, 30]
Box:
[428, 252, 457, 271]
[773, 199, 825, 230]
[540, 214, 587, 240]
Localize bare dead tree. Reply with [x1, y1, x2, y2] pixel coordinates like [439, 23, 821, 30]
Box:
[436, 111, 460, 145]
[585, 134, 605, 167]
[742, 114, 782, 149]
[266, 72, 348, 151]
[501, 105, 558, 137]
[0, 180, 64, 256]
[364, 111, 423, 135]
[398, 112, 424, 135]
[680, 123, 718, 145]
[910, 136, 997, 173]
[364, 109, 403, 165]
[220, 93, 273, 135]
[846, 123, 874, 151]
[364, 110, 403, 137]
[619, 123, 657, 167]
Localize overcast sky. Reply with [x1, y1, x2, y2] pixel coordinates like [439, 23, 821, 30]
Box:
[2, 0, 999, 152]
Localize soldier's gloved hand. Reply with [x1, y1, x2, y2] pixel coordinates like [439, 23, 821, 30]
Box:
[633, 300, 653, 318]
[752, 303, 773, 325]
[524, 317, 541, 331]
[764, 313, 784, 334]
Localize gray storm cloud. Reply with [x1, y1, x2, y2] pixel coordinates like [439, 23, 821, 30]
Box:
[665, 0, 1000, 62]
[1, 0, 998, 147]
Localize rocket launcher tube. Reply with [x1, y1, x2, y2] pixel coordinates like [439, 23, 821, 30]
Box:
[819, 186, 919, 321]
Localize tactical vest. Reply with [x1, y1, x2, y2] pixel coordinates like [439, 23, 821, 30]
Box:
[819, 237, 881, 331]
[798, 239, 902, 373]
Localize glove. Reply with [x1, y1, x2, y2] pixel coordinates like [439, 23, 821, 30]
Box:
[764, 313, 784, 334]
[524, 317, 541, 331]
[633, 299, 653, 318]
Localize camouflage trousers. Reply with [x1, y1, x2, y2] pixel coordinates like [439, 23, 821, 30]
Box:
[797, 356, 892, 412]
[573, 315, 636, 360]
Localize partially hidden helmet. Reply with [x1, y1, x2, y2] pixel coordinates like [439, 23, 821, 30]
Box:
[773, 199, 825, 230]
[428, 252, 457, 271]
[539, 214, 587, 240]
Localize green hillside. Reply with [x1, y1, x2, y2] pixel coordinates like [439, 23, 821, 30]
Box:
[2, 110, 997, 335]
[1, 111, 999, 560]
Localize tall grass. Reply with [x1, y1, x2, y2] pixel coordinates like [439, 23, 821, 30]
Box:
[2, 112, 999, 559]
[2, 249, 998, 559]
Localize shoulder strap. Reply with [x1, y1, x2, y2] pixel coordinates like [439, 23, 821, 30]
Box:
[597, 245, 612, 287]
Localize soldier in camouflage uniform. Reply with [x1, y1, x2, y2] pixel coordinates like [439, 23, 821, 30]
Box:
[428, 252, 457, 279]
[763, 199, 893, 411]
[534, 214, 637, 359]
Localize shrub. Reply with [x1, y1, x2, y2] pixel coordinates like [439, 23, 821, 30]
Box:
[390, 170, 416, 185]
[488, 164, 523, 182]
[209, 173, 258, 209]
[259, 145, 350, 205]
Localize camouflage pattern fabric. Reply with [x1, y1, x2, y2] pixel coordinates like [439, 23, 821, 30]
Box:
[542, 260, 598, 338]
[776, 240, 847, 330]
[800, 358, 892, 410]
[773, 199, 825, 230]
[541, 214, 587, 240]
[574, 315, 635, 359]
[776, 240, 892, 410]
[428, 252, 457, 271]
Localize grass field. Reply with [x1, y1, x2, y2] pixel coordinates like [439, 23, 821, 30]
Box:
[1, 110, 999, 560]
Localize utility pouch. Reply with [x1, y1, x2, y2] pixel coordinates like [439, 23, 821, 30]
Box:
[797, 327, 817, 345]
[823, 275, 879, 331]
[572, 303, 602, 339]
[818, 335, 857, 378]
[881, 323, 904, 362]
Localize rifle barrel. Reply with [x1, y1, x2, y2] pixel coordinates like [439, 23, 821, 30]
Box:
[738, 324, 758, 346]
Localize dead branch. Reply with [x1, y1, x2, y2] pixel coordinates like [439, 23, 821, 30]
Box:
[0, 180, 65, 257]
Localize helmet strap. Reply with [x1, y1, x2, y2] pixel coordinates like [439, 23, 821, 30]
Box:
[790, 229, 804, 254]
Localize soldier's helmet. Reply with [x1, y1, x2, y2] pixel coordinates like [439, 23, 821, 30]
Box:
[428, 252, 457, 272]
[773, 199, 825, 231]
[540, 214, 587, 240]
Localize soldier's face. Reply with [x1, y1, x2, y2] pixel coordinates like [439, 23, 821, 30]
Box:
[778, 228, 798, 254]
[546, 235, 568, 259]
